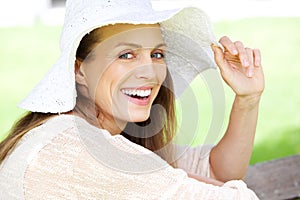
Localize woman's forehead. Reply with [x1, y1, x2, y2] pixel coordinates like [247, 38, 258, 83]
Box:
[97, 23, 165, 48]
[100, 23, 161, 38]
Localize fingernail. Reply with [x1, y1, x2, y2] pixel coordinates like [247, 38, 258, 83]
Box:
[248, 70, 253, 77]
[243, 59, 249, 67]
[255, 60, 260, 67]
[232, 49, 238, 55]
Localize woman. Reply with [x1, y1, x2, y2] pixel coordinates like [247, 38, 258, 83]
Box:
[0, 0, 264, 199]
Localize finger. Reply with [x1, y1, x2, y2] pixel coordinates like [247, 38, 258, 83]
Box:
[219, 36, 238, 55]
[235, 41, 250, 67]
[245, 48, 254, 77]
[211, 44, 231, 75]
[253, 49, 262, 67]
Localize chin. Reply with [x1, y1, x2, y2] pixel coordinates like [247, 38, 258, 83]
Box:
[128, 111, 151, 123]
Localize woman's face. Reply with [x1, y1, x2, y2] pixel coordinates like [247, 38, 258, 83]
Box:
[79, 24, 167, 130]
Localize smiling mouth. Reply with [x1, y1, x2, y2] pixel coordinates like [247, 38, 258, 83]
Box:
[121, 88, 152, 99]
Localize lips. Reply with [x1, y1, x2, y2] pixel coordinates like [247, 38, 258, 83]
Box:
[121, 88, 152, 106]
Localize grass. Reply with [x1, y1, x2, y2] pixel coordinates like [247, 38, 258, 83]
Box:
[0, 18, 299, 164]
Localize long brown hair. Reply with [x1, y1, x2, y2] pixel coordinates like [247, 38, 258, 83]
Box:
[0, 24, 177, 166]
[0, 112, 54, 163]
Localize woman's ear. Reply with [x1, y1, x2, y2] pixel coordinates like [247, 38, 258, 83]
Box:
[75, 60, 88, 87]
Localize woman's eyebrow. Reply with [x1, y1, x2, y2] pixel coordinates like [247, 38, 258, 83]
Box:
[114, 42, 166, 49]
[114, 42, 142, 48]
[155, 43, 167, 49]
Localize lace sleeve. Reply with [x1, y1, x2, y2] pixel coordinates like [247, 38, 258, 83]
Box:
[175, 144, 214, 177]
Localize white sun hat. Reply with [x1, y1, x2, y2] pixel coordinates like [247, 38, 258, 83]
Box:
[19, 0, 218, 113]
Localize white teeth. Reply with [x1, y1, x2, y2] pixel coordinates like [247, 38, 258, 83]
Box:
[122, 89, 151, 97]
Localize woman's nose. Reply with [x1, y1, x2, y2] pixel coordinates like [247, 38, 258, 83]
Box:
[135, 63, 157, 80]
[135, 52, 157, 80]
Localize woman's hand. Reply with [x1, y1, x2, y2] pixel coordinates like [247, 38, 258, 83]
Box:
[211, 36, 265, 102]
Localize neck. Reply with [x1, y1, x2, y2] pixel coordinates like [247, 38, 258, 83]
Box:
[71, 108, 126, 135]
[97, 112, 127, 135]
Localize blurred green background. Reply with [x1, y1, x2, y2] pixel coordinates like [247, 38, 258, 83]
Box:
[0, 17, 299, 164]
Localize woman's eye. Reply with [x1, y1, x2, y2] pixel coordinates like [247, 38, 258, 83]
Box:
[151, 52, 164, 59]
[119, 52, 134, 59]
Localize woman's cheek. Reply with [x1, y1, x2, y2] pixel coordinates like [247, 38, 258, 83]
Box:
[151, 60, 166, 81]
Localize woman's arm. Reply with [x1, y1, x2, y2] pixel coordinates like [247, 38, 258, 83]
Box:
[209, 36, 265, 182]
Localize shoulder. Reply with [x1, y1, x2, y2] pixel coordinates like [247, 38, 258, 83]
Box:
[19, 113, 171, 174]
[20, 116, 178, 198]
[0, 114, 88, 199]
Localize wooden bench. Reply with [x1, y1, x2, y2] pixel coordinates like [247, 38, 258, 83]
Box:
[245, 154, 300, 200]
